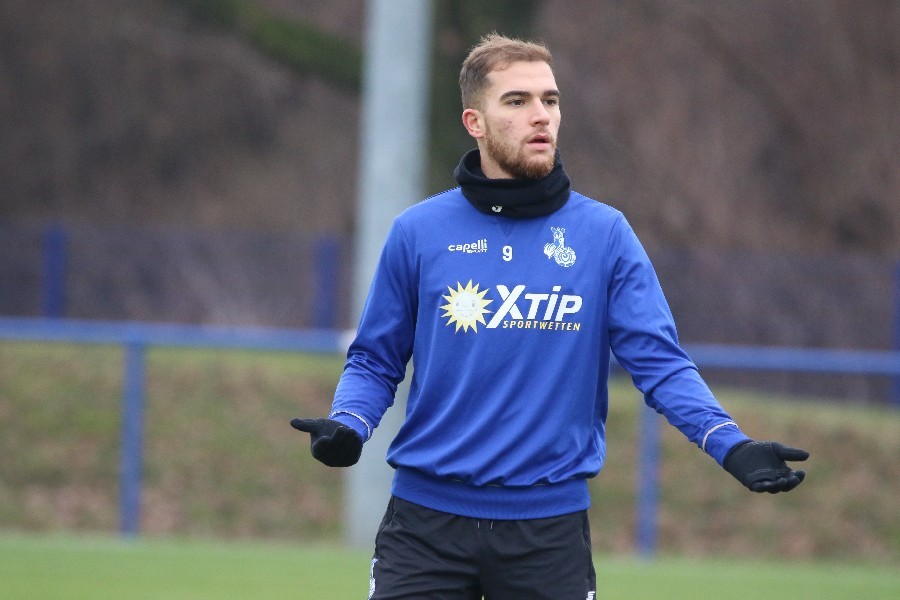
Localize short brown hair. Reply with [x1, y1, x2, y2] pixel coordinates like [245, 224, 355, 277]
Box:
[459, 33, 553, 110]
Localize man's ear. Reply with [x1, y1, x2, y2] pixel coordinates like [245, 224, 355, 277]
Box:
[462, 108, 485, 139]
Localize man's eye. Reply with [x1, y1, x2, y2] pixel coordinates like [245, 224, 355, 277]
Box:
[545, 98, 559, 106]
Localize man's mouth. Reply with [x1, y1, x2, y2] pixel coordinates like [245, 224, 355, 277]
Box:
[527, 133, 553, 150]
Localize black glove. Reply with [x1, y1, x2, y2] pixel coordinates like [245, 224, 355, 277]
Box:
[290, 418, 363, 467]
[723, 440, 809, 493]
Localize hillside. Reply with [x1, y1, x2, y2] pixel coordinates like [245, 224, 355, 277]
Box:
[1, 341, 897, 563]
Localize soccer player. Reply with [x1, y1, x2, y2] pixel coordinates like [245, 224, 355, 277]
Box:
[292, 33, 808, 599]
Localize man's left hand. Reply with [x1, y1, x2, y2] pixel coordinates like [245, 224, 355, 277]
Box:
[723, 440, 809, 493]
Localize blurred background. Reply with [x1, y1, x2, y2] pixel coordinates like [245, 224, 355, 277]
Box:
[1, 0, 898, 569]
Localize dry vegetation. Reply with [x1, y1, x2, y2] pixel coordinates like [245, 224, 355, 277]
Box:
[1, 0, 897, 254]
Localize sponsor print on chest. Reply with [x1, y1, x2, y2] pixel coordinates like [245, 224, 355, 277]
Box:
[440, 226, 582, 333]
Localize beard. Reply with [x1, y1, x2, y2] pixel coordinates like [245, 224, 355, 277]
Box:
[484, 125, 556, 180]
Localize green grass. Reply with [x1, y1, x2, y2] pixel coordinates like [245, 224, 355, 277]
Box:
[1, 533, 897, 600]
[0, 533, 367, 599]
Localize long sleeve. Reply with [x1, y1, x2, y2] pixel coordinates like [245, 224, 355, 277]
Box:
[330, 219, 417, 441]
[606, 216, 749, 464]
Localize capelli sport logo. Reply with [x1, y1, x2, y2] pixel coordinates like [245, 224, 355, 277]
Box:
[441, 280, 583, 333]
[448, 238, 488, 254]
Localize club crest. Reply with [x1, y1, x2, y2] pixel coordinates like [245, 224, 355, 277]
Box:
[543, 227, 576, 267]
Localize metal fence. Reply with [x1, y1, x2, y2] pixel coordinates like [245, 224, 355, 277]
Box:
[1, 316, 897, 557]
[2, 222, 899, 554]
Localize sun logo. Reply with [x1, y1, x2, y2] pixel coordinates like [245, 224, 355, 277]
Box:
[441, 280, 493, 333]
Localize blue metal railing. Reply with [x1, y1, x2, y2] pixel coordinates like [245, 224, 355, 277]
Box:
[633, 342, 900, 558]
[1, 316, 898, 550]
[0, 317, 347, 537]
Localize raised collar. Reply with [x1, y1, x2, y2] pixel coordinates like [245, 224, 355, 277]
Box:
[453, 149, 571, 218]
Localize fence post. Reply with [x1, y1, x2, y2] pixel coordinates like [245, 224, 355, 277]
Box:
[120, 342, 146, 537]
[635, 402, 660, 559]
[893, 261, 900, 406]
[314, 235, 341, 329]
[42, 223, 68, 318]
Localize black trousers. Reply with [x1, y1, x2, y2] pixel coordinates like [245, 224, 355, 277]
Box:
[368, 496, 596, 600]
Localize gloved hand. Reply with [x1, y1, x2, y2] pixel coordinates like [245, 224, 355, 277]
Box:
[290, 418, 363, 467]
[723, 440, 809, 493]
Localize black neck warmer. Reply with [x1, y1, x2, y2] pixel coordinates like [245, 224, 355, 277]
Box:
[453, 149, 571, 218]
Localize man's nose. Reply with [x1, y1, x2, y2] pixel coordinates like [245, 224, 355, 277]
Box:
[530, 99, 551, 124]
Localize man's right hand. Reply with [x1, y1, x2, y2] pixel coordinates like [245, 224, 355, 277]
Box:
[290, 418, 363, 467]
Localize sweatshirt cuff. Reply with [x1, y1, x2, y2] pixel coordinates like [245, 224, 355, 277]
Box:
[701, 421, 751, 466]
[330, 410, 372, 442]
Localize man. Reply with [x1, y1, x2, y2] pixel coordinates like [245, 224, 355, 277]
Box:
[292, 34, 808, 599]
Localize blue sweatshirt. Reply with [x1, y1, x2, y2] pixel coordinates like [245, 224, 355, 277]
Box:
[330, 188, 749, 519]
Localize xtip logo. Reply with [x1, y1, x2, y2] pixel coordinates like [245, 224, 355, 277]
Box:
[441, 281, 583, 333]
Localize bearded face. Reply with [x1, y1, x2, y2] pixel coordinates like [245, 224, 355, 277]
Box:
[464, 60, 561, 180]
[483, 119, 557, 180]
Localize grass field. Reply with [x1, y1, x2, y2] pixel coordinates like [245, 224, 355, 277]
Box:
[2, 533, 898, 600]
